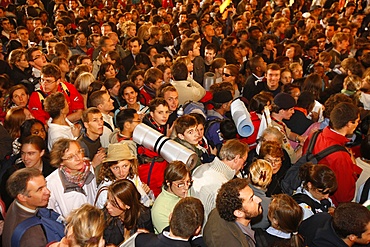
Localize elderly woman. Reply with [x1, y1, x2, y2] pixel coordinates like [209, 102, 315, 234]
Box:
[46, 138, 97, 218]
[44, 92, 80, 151]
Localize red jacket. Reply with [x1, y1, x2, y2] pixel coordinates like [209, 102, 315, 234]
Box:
[303, 127, 362, 205]
[28, 82, 84, 124]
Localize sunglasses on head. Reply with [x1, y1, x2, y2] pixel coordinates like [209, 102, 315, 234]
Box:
[317, 188, 331, 194]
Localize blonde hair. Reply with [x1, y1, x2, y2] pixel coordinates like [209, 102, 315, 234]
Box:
[65, 204, 105, 247]
[343, 75, 362, 91]
[249, 159, 273, 189]
[75, 72, 95, 94]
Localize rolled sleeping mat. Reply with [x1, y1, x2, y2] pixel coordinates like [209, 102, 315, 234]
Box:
[133, 123, 198, 170]
[231, 99, 254, 137]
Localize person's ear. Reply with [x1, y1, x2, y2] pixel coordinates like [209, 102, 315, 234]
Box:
[194, 225, 202, 236]
[40, 149, 45, 157]
[168, 212, 173, 222]
[178, 133, 185, 140]
[17, 193, 28, 203]
[124, 121, 131, 130]
[233, 209, 243, 218]
[150, 111, 154, 118]
[348, 234, 357, 243]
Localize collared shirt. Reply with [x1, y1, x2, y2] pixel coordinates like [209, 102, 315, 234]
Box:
[235, 221, 256, 247]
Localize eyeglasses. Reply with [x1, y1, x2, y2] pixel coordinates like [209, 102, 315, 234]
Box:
[317, 188, 331, 195]
[172, 180, 193, 188]
[40, 79, 56, 85]
[223, 73, 232, 77]
[62, 148, 84, 162]
[265, 158, 282, 166]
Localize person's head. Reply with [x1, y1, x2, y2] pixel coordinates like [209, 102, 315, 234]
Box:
[40, 63, 62, 94]
[343, 75, 361, 92]
[9, 84, 29, 107]
[116, 108, 141, 133]
[20, 135, 46, 169]
[268, 194, 303, 237]
[8, 49, 29, 70]
[26, 47, 47, 70]
[4, 106, 34, 139]
[163, 160, 191, 198]
[144, 67, 163, 90]
[299, 162, 337, 200]
[75, 72, 95, 95]
[259, 140, 284, 174]
[179, 38, 200, 58]
[280, 69, 292, 85]
[130, 70, 145, 89]
[19, 119, 46, 142]
[118, 82, 140, 107]
[266, 63, 281, 90]
[157, 64, 172, 84]
[128, 37, 142, 55]
[106, 179, 144, 230]
[289, 62, 303, 80]
[149, 98, 170, 126]
[170, 197, 204, 239]
[157, 83, 178, 112]
[7, 168, 50, 210]
[100, 142, 138, 182]
[88, 90, 114, 114]
[104, 78, 120, 98]
[222, 64, 239, 85]
[97, 62, 116, 81]
[174, 115, 199, 145]
[329, 102, 359, 133]
[271, 92, 296, 119]
[64, 204, 105, 247]
[82, 107, 103, 139]
[333, 202, 370, 245]
[219, 139, 249, 171]
[172, 61, 188, 81]
[249, 91, 273, 114]
[50, 139, 85, 172]
[248, 159, 273, 189]
[332, 32, 350, 51]
[216, 178, 262, 222]
[44, 92, 68, 119]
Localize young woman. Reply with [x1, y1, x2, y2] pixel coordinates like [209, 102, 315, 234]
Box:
[96, 143, 154, 208]
[293, 163, 337, 220]
[255, 194, 304, 247]
[104, 179, 154, 246]
[249, 159, 273, 229]
[115, 82, 147, 118]
[8, 84, 29, 109]
[97, 62, 117, 82]
[222, 64, 243, 99]
[48, 204, 106, 247]
[104, 77, 121, 112]
[151, 161, 192, 233]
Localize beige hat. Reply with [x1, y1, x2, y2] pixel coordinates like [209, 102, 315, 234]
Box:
[103, 143, 136, 163]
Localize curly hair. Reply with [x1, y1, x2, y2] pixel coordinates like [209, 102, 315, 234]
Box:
[98, 159, 138, 184]
[44, 92, 66, 119]
[216, 178, 249, 221]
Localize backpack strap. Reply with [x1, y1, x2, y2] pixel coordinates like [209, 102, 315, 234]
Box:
[11, 216, 42, 247]
[314, 145, 349, 161]
[60, 82, 70, 96]
[360, 177, 370, 204]
[104, 121, 114, 132]
[306, 130, 322, 158]
[36, 90, 47, 110]
[292, 193, 319, 214]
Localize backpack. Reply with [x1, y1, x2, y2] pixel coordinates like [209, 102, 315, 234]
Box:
[182, 100, 207, 117]
[11, 208, 65, 247]
[281, 130, 349, 195]
[292, 193, 331, 214]
[359, 177, 370, 204]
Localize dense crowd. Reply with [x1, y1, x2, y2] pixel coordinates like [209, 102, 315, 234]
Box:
[1, 0, 370, 246]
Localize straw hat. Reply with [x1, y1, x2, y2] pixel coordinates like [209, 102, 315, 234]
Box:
[103, 143, 136, 163]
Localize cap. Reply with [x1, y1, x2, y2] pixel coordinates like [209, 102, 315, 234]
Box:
[274, 92, 296, 110]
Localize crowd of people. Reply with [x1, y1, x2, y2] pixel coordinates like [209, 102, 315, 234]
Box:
[1, 0, 370, 246]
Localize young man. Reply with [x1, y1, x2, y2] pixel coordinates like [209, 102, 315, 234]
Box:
[26, 47, 48, 79]
[300, 202, 370, 247]
[78, 107, 106, 167]
[191, 140, 249, 222]
[171, 61, 206, 105]
[157, 84, 179, 127]
[263, 63, 282, 97]
[136, 197, 204, 247]
[303, 102, 362, 205]
[139, 98, 170, 196]
[242, 55, 267, 101]
[140, 68, 163, 106]
[203, 178, 262, 247]
[110, 108, 141, 156]
[122, 37, 142, 73]
[329, 32, 350, 68]
[204, 43, 217, 72]
[179, 38, 205, 85]
[2, 168, 58, 247]
[87, 91, 115, 148]
[28, 63, 84, 124]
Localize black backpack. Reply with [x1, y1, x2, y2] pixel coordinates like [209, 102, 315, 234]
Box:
[281, 130, 349, 195]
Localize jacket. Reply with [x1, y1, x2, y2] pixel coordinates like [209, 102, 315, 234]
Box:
[303, 127, 362, 205]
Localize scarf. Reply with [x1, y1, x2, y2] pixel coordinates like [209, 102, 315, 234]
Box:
[60, 160, 92, 188]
